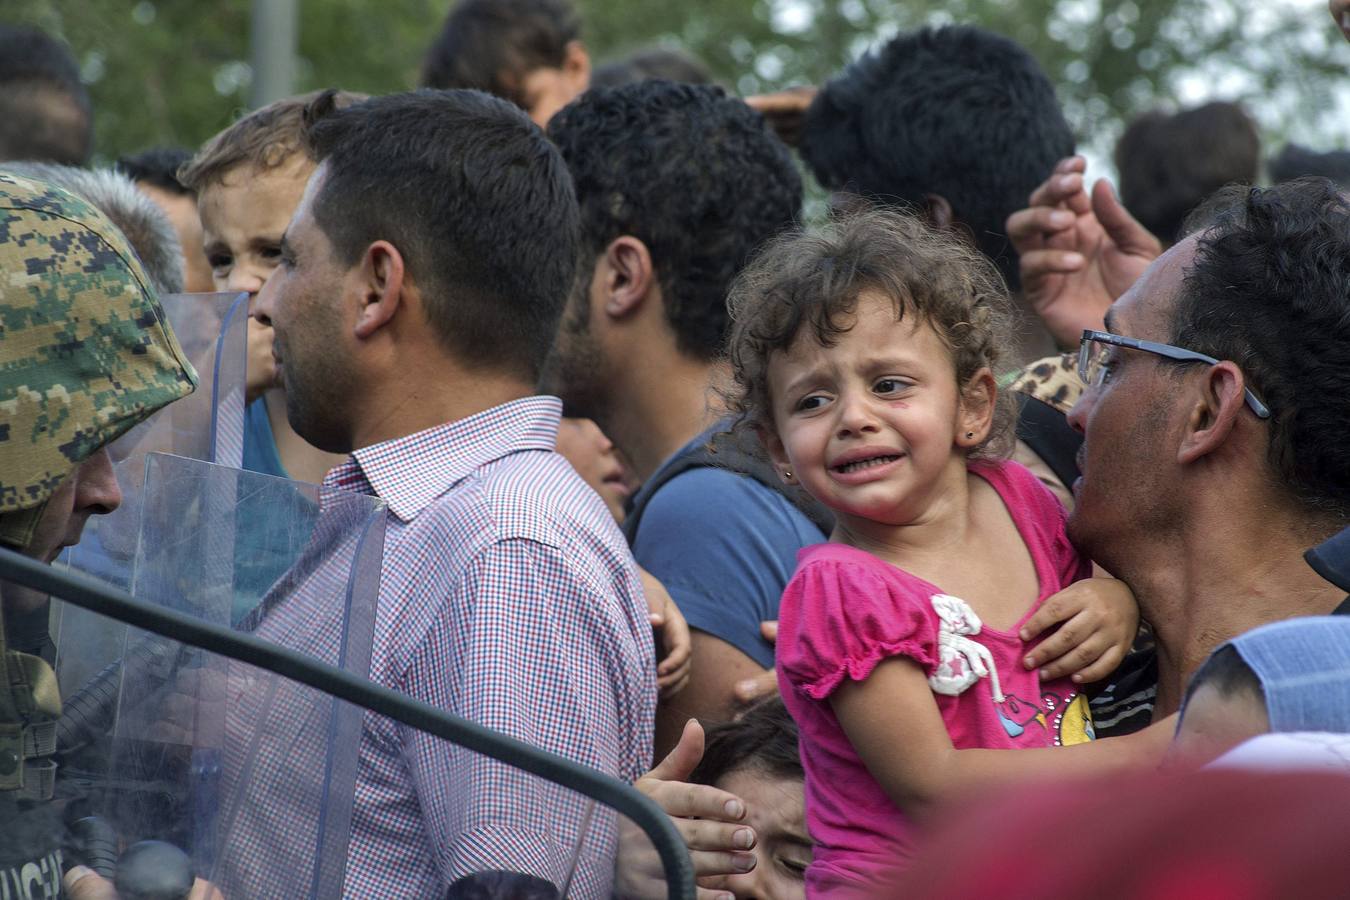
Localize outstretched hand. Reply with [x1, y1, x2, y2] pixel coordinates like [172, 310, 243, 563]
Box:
[616, 719, 756, 900]
[1006, 156, 1162, 348]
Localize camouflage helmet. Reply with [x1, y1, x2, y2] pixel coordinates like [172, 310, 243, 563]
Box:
[0, 171, 197, 548]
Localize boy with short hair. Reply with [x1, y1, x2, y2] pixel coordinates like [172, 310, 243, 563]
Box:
[179, 90, 364, 484]
[419, 0, 590, 127]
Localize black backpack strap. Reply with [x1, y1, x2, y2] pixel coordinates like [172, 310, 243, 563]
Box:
[623, 425, 834, 544]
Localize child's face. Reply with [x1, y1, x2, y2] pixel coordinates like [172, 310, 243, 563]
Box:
[197, 155, 314, 300]
[713, 768, 810, 899]
[765, 291, 983, 527]
[555, 416, 634, 523]
[1165, 682, 1270, 771]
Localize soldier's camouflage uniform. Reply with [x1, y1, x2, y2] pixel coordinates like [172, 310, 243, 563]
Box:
[0, 171, 195, 896]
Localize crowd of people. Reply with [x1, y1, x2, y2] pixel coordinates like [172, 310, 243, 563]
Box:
[4, 0, 1350, 897]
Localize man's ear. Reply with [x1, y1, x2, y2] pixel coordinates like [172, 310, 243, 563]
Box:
[601, 236, 655, 320]
[1177, 361, 1246, 465]
[563, 40, 591, 88]
[353, 240, 405, 340]
[957, 367, 997, 449]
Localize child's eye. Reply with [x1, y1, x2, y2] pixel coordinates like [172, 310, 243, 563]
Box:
[776, 854, 809, 878]
[208, 254, 232, 274]
[796, 395, 827, 412]
[873, 378, 909, 394]
[260, 246, 284, 262]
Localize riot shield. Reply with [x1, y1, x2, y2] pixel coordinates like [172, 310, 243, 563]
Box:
[40, 293, 249, 694]
[0, 549, 696, 899]
[39, 452, 386, 897]
[63, 291, 249, 592]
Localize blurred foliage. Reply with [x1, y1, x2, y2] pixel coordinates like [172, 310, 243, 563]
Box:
[2, 0, 1346, 169]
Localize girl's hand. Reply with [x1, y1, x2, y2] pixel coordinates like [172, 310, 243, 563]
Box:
[1018, 577, 1139, 684]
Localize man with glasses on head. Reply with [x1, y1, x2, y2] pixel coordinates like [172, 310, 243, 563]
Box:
[1064, 177, 1350, 737]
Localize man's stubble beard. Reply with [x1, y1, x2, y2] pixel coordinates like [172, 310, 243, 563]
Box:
[538, 294, 616, 432]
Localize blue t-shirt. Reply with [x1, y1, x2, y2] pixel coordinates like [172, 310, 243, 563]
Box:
[242, 397, 288, 479]
[631, 463, 824, 669]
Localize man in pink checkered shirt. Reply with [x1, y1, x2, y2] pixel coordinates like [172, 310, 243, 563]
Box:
[254, 88, 656, 898]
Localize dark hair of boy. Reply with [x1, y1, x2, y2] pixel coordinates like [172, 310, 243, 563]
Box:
[115, 146, 195, 195]
[690, 697, 803, 786]
[1116, 101, 1260, 247]
[302, 88, 580, 383]
[0, 25, 93, 166]
[798, 25, 1074, 290]
[590, 46, 713, 89]
[547, 80, 802, 360]
[419, 0, 579, 107]
[1183, 645, 1262, 707]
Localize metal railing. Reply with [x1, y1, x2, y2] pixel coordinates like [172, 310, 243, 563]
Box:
[0, 546, 695, 899]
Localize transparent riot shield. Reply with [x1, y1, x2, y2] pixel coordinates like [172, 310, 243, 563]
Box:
[45, 293, 249, 694]
[42, 452, 386, 897]
[64, 292, 249, 592]
[0, 539, 696, 898]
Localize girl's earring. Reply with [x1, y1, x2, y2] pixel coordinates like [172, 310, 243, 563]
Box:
[965, 432, 975, 439]
[783, 469, 794, 482]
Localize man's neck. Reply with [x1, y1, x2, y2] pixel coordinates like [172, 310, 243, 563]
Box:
[609, 354, 725, 482]
[1123, 509, 1344, 718]
[352, 364, 534, 451]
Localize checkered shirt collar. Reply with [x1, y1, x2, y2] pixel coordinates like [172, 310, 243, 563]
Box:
[325, 395, 562, 522]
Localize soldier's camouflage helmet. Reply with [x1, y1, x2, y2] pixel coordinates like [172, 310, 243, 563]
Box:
[0, 171, 197, 549]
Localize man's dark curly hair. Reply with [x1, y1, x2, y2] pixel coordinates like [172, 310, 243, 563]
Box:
[799, 25, 1074, 291]
[1175, 178, 1350, 522]
[547, 80, 802, 360]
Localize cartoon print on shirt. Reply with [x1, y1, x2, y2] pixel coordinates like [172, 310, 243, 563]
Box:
[928, 593, 1053, 740]
[997, 692, 1048, 738]
[1043, 688, 1096, 745]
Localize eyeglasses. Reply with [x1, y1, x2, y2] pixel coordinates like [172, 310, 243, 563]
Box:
[1077, 329, 1272, 419]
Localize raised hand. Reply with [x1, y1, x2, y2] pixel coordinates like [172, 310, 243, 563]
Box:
[1006, 156, 1162, 348]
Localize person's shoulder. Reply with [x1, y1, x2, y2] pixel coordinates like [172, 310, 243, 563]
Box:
[788, 543, 925, 596]
[642, 466, 819, 537]
[975, 458, 1069, 519]
[412, 449, 621, 552]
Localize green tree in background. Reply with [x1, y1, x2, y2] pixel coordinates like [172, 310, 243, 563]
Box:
[2, 0, 1345, 170]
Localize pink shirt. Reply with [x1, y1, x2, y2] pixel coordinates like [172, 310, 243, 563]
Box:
[776, 460, 1094, 896]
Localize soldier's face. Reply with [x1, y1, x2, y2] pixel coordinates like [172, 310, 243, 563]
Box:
[26, 449, 122, 564]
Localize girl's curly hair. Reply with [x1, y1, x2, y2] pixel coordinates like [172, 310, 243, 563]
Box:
[725, 205, 1020, 460]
